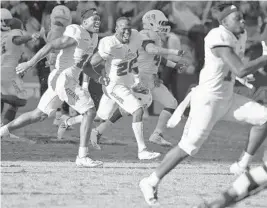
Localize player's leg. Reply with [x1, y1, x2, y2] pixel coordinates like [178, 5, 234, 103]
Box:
[194, 154, 267, 208]
[108, 84, 160, 160]
[2, 104, 18, 125]
[225, 94, 267, 175]
[149, 83, 178, 146]
[90, 93, 121, 149]
[139, 93, 224, 205]
[56, 76, 103, 167]
[0, 88, 61, 137]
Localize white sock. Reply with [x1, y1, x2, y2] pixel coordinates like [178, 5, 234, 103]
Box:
[78, 147, 88, 158]
[154, 110, 172, 134]
[132, 122, 146, 152]
[66, 115, 83, 126]
[96, 120, 113, 135]
[55, 110, 61, 119]
[238, 152, 253, 168]
[147, 172, 160, 187]
[0, 125, 10, 137]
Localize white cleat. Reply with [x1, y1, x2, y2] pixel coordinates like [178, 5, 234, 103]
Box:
[75, 156, 103, 168]
[138, 149, 161, 160]
[230, 161, 249, 176]
[139, 178, 160, 206]
[149, 132, 172, 147]
[90, 129, 102, 150]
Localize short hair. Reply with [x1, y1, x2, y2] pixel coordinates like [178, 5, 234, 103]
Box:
[81, 8, 99, 21]
[116, 16, 130, 27]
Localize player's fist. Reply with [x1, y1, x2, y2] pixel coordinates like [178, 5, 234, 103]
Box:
[16, 62, 32, 76]
[98, 76, 110, 86]
[177, 49, 185, 57]
[31, 33, 41, 42]
[174, 62, 188, 73]
[131, 82, 149, 94]
[262, 41, 267, 56]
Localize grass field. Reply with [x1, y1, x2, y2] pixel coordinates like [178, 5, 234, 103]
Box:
[1, 98, 267, 208]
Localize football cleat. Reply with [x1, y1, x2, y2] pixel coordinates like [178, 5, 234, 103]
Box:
[75, 156, 103, 168]
[138, 149, 161, 160]
[139, 178, 160, 206]
[149, 132, 172, 147]
[230, 161, 249, 176]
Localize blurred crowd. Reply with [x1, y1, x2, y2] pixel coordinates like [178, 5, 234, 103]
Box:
[1, 1, 267, 110]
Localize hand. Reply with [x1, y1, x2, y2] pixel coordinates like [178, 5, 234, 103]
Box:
[262, 41, 267, 56]
[31, 33, 41, 42]
[153, 75, 163, 88]
[98, 76, 110, 86]
[131, 82, 149, 94]
[174, 62, 188, 73]
[177, 49, 185, 57]
[16, 61, 32, 76]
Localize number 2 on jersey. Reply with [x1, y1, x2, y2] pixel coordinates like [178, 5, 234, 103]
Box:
[117, 56, 138, 76]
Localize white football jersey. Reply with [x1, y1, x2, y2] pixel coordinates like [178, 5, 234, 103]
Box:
[1, 29, 25, 79]
[56, 24, 98, 80]
[199, 25, 247, 99]
[98, 29, 142, 85]
[138, 29, 162, 74]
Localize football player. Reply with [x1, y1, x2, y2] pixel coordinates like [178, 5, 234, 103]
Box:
[1, 9, 40, 125]
[0, 8, 107, 168]
[89, 17, 161, 160]
[89, 10, 187, 148]
[139, 4, 267, 206]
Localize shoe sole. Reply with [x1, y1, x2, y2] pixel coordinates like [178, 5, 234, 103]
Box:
[149, 140, 173, 147]
[76, 163, 103, 168]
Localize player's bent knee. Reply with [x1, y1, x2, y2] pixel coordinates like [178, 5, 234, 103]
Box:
[83, 107, 96, 117]
[32, 108, 48, 121]
[164, 98, 178, 110]
[1, 94, 27, 107]
[178, 140, 200, 156]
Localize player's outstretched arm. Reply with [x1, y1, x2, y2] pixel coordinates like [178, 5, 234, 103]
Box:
[212, 46, 267, 78]
[83, 52, 109, 86]
[12, 33, 40, 45]
[160, 57, 190, 74]
[144, 41, 184, 57]
[16, 36, 76, 75]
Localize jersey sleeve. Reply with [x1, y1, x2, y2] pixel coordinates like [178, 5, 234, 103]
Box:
[63, 24, 81, 42]
[10, 29, 24, 37]
[98, 37, 113, 60]
[206, 28, 235, 49]
[139, 30, 156, 50]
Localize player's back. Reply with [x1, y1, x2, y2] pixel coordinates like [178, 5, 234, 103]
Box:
[55, 24, 98, 80]
[199, 25, 246, 99]
[138, 29, 162, 74]
[1, 29, 24, 79]
[98, 29, 142, 85]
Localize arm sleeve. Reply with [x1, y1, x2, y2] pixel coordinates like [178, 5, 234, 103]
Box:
[206, 29, 235, 49]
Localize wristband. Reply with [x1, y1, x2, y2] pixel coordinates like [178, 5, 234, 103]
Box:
[166, 60, 176, 68]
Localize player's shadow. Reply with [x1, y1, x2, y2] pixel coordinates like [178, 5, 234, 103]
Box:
[1, 116, 266, 164]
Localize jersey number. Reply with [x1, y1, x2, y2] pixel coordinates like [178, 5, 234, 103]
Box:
[117, 55, 138, 76]
[154, 55, 161, 67]
[224, 71, 232, 82]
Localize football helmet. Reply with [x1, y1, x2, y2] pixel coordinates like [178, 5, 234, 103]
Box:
[142, 10, 170, 34]
[1, 8, 13, 31]
[50, 5, 72, 27]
